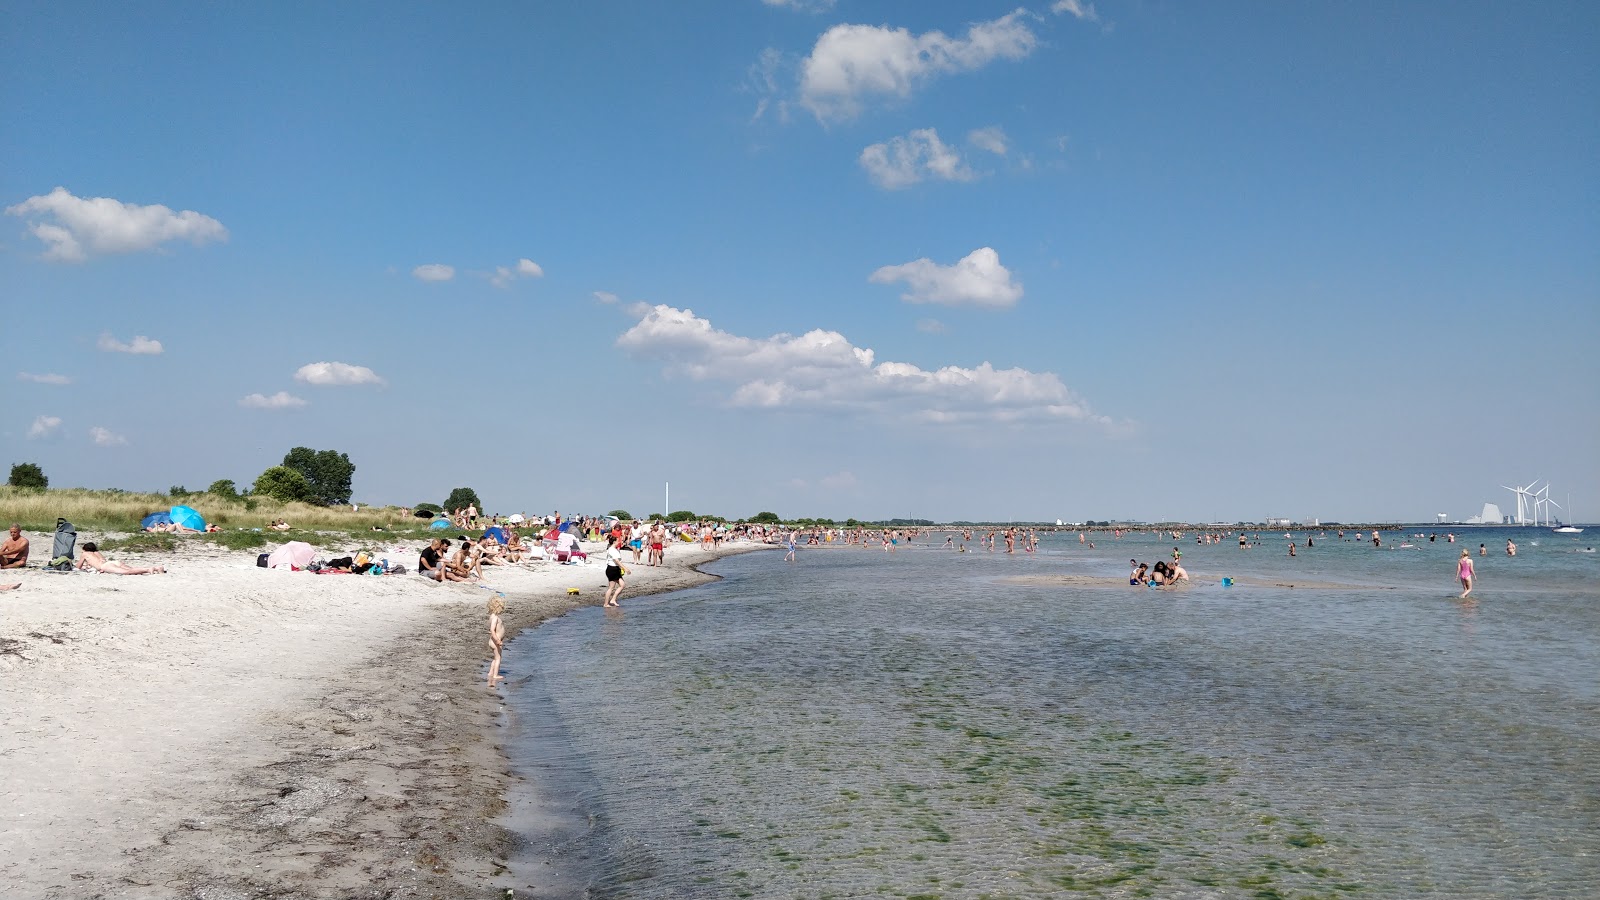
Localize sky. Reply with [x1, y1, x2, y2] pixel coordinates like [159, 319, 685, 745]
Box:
[3, 1, 1597, 524]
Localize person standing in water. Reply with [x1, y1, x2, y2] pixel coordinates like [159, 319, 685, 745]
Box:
[486, 596, 506, 687]
[1506, 539, 1517, 557]
[1457, 550, 1476, 598]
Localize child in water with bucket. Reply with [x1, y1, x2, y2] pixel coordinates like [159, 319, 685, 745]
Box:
[487, 597, 506, 688]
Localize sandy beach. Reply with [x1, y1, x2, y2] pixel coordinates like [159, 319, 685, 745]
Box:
[1, 530, 766, 898]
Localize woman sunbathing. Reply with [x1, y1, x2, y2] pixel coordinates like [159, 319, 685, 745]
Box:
[77, 542, 166, 575]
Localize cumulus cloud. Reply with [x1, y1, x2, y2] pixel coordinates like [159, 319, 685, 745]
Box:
[616, 304, 1107, 426]
[293, 362, 386, 387]
[5, 187, 227, 263]
[28, 415, 62, 439]
[968, 126, 1009, 156]
[800, 10, 1037, 122]
[98, 333, 164, 354]
[412, 263, 455, 282]
[860, 128, 974, 189]
[869, 247, 1023, 308]
[19, 372, 72, 385]
[240, 391, 308, 409]
[1052, 0, 1100, 22]
[89, 426, 127, 446]
[490, 257, 544, 288]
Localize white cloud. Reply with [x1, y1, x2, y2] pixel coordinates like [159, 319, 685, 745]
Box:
[800, 10, 1038, 122]
[27, 415, 62, 439]
[819, 471, 859, 489]
[968, 126, 1009, 156]
[869, 247, 1023, 308]
[762, 0, 835, 10]
[293, 362, 386, 387]
[593, 291, 620, 304]
[98, 333, 164, 354]
[915, 318, 947, 334]
[5, 187, 227, 263]
[490, 257, 545, 288]
[240, 391, 308, 409]
[1052, 0, 1100, 22]
[89, 426, 127, 446]
[19, 372, 72, 385]
[860, 128, 974, 190]
[616, 304, 1107, 426]
[412, 263, 455, 282]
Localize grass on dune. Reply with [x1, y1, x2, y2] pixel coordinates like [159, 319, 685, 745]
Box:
[0, 486, 434, 536]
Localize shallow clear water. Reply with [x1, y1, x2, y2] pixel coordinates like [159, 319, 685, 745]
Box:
[500, 529, 1600, 899]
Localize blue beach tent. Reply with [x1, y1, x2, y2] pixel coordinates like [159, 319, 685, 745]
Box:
[141, 511, 172, 529]
[429, 519, 452, 530]
[483, 526, 508, 545]
[168, 505, 207, 530]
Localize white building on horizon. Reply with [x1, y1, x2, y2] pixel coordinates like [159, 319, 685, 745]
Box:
[1463, 503, 1503, 525]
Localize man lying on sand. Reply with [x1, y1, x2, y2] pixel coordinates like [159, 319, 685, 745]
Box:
[77, 542, 166, 575]
[1, 524, 29, 569]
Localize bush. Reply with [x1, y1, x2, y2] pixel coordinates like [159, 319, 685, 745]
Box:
[253, 466, 315, 503]
[667, 510, 697, 523]
[9, 462, 48, 489]
[208, 479, 239, 499]
[607, 509, 633, 520]
[751, 511, 781, 524]
[415, 502, 442, 515]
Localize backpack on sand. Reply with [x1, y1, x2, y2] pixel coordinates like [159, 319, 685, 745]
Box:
[53, 518, 77, 562]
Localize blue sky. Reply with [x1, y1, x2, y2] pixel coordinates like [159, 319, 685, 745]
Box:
[4, 1, 1597, 524]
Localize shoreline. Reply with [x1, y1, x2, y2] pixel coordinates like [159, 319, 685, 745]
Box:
[0, 530, 768, 898]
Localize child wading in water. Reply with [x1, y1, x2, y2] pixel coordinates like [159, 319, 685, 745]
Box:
[486, 596, 506, 687]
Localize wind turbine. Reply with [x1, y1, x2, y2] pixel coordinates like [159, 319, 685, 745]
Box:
[1535, 487, 1560, 527]
[1501, 479, 1540, 525]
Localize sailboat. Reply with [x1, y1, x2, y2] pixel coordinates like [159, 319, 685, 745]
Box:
[1554, 495, 1584, 533]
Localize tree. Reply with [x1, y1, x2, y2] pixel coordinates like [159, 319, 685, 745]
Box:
[253, 466, 315, 503]
[282, 447, 355, 506]
[751, 511, 781, 525]
[208, 479, 239, 499]
[607, 509, 633, 520]
[443, 487, 482, 514]
[667, 510, 697, 523]
[8, 462, 47, 489]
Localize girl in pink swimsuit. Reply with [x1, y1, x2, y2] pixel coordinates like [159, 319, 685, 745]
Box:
[1457, 550, 1475, 598]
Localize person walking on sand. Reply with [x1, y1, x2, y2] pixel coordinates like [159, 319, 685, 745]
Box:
[603, 537, 626, 607]
[486, 596, 506, 687]
[1457, 549, 1476, 598]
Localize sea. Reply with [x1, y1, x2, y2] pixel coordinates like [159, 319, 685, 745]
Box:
[496, 526, 1599, 899]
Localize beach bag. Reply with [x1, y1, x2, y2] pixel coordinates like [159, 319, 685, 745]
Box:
[47, 555, 74, 572]
[53, 518, 77, 562]
[257, 553, 270, 568]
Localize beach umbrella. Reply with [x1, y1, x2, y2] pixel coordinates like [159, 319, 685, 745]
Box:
[169, 505, 207, 530]
[140, 512, 172, 529]
[429, 519, 453, 530]
[507, 514, 524, 524]
[266, 541, 316, 569]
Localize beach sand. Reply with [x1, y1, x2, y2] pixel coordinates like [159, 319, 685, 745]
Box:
[1, 531, 765, 898]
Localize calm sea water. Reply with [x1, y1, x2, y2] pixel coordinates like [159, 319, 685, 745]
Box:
[498, 528, 1600, 899]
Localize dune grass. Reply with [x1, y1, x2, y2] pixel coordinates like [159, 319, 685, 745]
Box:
[0, 486, 427, 534]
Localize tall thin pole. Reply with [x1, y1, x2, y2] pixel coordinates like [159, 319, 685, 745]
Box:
[665, 482, 670, 519]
